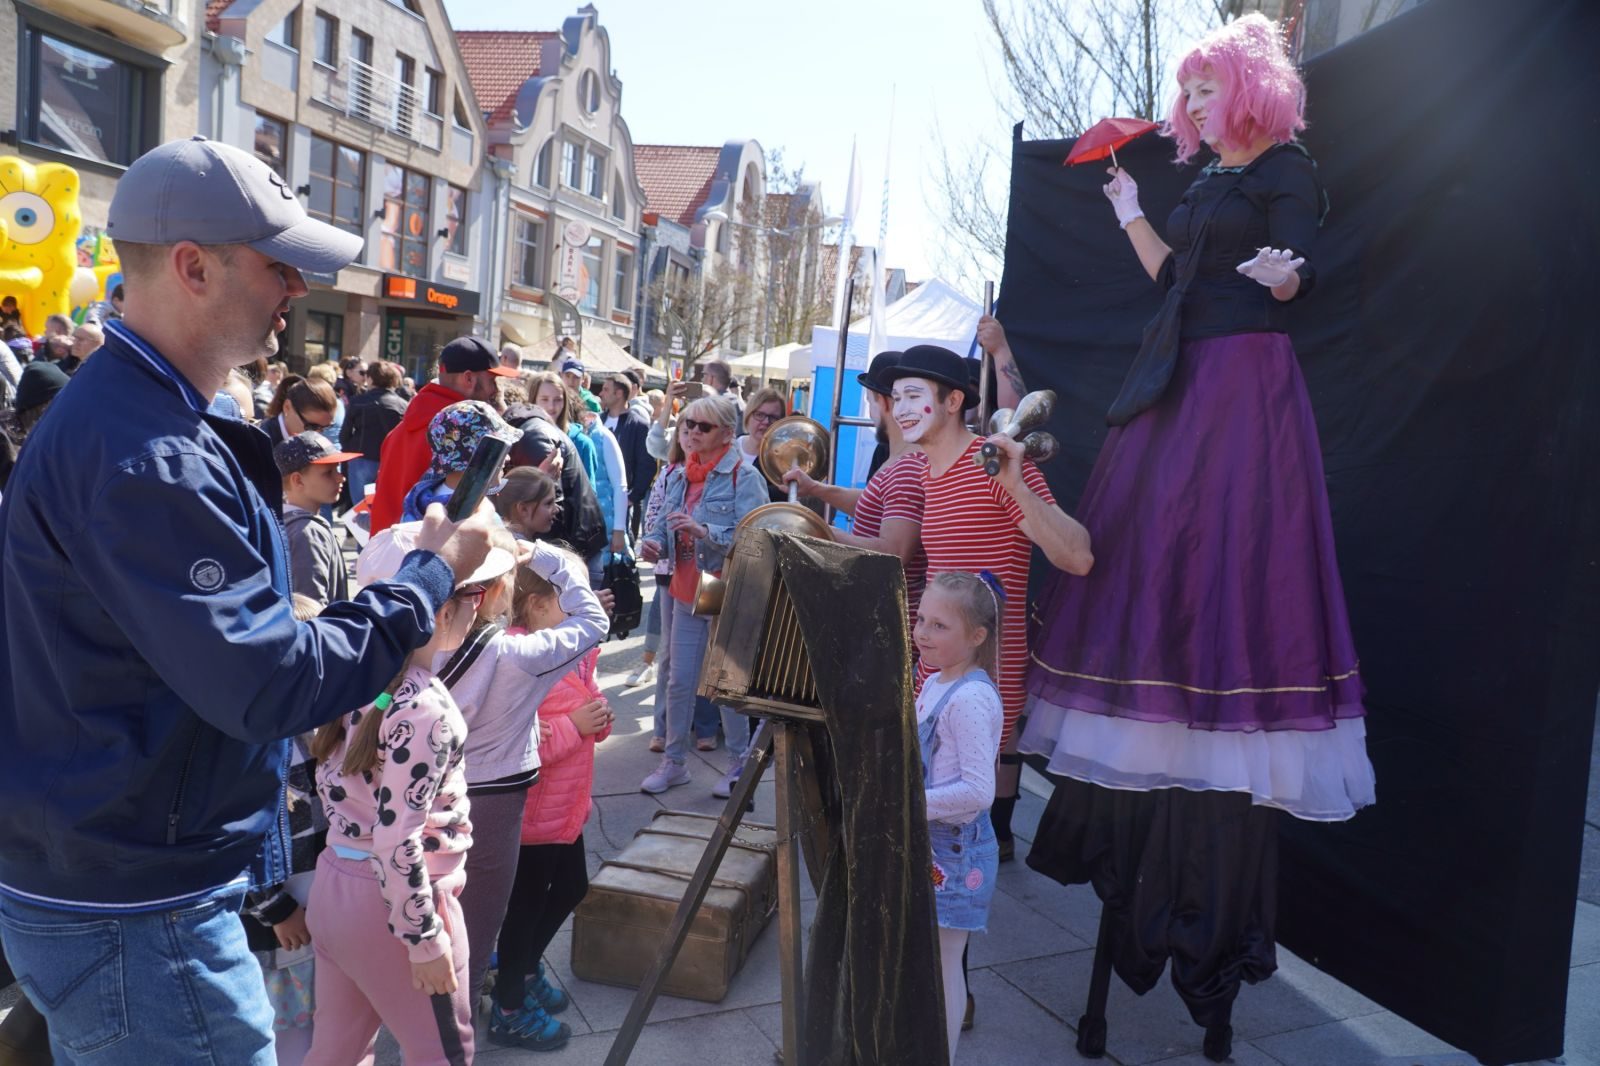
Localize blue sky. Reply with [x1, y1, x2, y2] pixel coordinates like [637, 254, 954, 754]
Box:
[441, 0, 1008, 291]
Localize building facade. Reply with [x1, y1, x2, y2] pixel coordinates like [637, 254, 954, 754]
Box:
[1, 0, 203, 297]
[458, 5, 646, 356]
[633, 138, 767, 364]
[203, 0, 490, 376]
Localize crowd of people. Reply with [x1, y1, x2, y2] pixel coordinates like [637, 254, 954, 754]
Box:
[0, 157, 1072, 1063]
[0, 140, 1087, 1066]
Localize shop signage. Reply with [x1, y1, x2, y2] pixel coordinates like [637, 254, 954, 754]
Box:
[382, 274, 480, 317]
[557, 220, 591, 304]
[384, 311, 406, 361]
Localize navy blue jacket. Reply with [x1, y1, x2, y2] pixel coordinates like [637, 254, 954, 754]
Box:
[0, 325, 454, 911]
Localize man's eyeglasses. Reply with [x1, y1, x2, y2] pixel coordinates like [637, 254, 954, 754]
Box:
[680, 418, 717, 434]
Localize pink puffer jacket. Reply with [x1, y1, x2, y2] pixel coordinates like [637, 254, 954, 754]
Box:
[520, 645, 610, 845]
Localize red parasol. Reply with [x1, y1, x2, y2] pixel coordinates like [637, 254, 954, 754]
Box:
[1063, 117, 1159, 170]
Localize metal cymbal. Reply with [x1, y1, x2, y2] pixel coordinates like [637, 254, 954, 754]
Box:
[739, 501, 834, 541]
[758, 415, 831, 491]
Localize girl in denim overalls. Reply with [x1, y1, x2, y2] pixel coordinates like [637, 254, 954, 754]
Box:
[913, 571, 1005, 1063]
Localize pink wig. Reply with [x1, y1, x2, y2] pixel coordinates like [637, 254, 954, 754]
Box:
[1164, 13, 1307, 164]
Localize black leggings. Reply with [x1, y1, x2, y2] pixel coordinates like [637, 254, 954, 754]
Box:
[493, 836, 589, 1011]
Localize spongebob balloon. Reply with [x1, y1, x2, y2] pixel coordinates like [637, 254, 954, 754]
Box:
[0, 156, 84, 337]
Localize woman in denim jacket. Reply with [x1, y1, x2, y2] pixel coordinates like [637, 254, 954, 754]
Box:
[636, 395, 768, 793]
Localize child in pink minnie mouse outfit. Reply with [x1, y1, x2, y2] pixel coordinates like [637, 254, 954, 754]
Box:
[303, 523, 515, 1066]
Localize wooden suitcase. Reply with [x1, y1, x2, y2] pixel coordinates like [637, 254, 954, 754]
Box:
[570, 810, 777, 1002]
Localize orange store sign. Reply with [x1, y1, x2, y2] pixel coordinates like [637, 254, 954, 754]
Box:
[382, 274, 479, 317]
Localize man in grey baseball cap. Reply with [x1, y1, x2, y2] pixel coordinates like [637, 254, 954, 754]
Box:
[0, 137, 497, 1064]
[108, 133, 364, 274]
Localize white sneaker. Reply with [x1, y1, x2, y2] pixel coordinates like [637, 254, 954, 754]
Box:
[711, 763, 743, 800]
[640, 758, 691, 794]
[625, 661, 657, 688]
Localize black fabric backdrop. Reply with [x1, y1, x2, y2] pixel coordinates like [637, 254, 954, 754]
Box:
[996, 0, 1600, 1062]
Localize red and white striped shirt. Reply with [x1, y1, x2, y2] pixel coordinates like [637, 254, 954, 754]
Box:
[853, 450, 929, 622]
[919, 436, 1055, 747]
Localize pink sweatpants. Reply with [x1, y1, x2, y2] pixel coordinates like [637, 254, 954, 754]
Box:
[303, 851, 474, 1066]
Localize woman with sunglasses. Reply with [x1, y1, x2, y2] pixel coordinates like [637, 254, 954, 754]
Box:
[262, 374, 339, 446]
[635, 395, 768, 794]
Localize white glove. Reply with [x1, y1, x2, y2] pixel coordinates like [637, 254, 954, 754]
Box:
[1102, 167, 1144, 229]
[1236, 246, 1305, 289]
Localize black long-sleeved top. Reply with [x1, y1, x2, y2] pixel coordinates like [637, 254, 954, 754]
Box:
[1157, 144, 1324, 339]
[344, 388, 409, 460]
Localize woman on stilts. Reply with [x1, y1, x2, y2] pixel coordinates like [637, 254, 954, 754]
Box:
[1020, 13, 1376, 1061]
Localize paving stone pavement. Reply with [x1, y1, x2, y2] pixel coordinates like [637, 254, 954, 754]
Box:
[2, 580, 1595, 1065]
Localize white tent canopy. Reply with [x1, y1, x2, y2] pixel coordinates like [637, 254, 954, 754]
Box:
[808, 277, 983, 373]
[723, 341, 807, 379]
[517, 330, 655, 378]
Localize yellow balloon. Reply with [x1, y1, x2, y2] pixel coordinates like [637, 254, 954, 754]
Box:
[0, 155, 84, 336]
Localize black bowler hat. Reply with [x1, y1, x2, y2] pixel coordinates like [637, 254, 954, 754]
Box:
[880, 344, 980, 410]
[857, 350, 904, 396]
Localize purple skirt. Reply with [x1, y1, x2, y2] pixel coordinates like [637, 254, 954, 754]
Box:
[1021, 333, 1374, 820]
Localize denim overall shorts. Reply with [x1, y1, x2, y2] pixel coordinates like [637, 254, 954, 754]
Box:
[920, 670, 1000, 933]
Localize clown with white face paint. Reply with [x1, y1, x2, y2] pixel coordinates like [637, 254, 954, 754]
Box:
[891, 376, 942, 444]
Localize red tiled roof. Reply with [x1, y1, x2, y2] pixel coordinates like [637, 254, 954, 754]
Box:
[205, 0, 234, 32]
[633, 145, 722, 228]
[456, 30, 560, 124]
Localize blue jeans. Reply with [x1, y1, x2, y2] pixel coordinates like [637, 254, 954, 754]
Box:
[347, 457, 380, 501]
[662, 598, 712, 764]
[0, 887, 275, 1065]
[643, 584, 663, 655]
[719, 705, 752, 762]
[651, 593, 717, 743]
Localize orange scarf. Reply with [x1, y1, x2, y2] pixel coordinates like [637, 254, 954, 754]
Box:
[683, 444, 730, 484]
[669, 445, 730, 605]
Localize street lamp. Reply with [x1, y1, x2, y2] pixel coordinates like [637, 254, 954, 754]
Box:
[703, 207, 844, 385]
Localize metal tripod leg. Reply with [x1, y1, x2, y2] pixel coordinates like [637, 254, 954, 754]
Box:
[604, 727, 776, 1066]
[1076, 904, 1114, 1058]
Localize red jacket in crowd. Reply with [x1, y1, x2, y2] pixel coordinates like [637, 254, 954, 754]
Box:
[369, 382, 464, 533]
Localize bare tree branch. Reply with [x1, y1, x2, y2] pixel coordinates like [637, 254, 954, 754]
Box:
[930, 0, 1227, 281]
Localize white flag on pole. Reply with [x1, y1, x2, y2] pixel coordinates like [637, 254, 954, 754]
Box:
[830, 139, 861, 330]
[866, 248, 888, 361]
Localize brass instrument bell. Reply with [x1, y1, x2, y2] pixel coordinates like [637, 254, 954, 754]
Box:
[692, 571, 725, 616]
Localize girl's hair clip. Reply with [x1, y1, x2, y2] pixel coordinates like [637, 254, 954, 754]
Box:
[977, 570, 1007, 602]
[373, 692, 394, 713]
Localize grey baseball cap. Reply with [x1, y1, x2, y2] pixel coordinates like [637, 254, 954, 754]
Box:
[107, 136, 364, 274]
